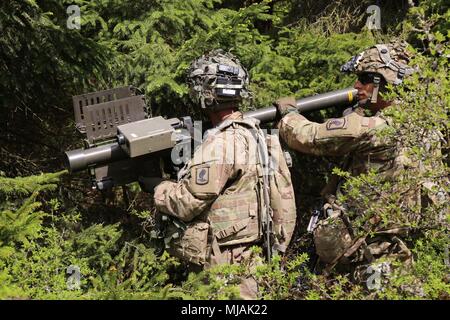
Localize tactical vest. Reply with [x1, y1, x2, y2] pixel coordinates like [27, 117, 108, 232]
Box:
[166, 117, 296, 266]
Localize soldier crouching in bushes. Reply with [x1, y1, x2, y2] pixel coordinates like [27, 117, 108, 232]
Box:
[140, 50, 297, 299]
[274, 41, 448, 285]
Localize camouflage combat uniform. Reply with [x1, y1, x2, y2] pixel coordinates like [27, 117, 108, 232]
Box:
[279, 105, 414, 264]
[153, 50, 297, 275]
[155, 111, 297, 268]
[277, 42, 447, 274]
[152, 49, 299, 299]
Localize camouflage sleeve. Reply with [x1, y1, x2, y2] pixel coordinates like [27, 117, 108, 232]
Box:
[154, 131, 235, 222]
[277, 111, 387, 157]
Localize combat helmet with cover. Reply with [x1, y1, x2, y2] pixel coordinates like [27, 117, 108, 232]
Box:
[187, 49, 251, 110]
[340, 41, 415, 103]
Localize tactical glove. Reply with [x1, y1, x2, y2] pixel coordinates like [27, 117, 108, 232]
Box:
[138, 176, 164, 193]
[274, 96, 297, 118]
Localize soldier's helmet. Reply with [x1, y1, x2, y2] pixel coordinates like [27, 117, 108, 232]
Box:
[340, 41, 415, 85]
[187, 49, 251, 109]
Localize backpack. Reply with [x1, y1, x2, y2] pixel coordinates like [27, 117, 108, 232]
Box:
[164, 117, 296, 265]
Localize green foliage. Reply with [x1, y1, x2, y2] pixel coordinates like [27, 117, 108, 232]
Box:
[0, 172, 179, 299]
[0, 171, 64, 198]
[0, 171, 66, 259]
[55, 0, 379, 119]
[0, 1, 113, 176]
[178, 264, 243, 300]
[255, 252, 310, 299]
[175, 247, 311, 300]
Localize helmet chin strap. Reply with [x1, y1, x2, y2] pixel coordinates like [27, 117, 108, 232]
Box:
[370, 75, 381, 104]
[358, 74, 381, 109]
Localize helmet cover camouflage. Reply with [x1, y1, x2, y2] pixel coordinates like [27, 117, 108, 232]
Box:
[187, 49, 251, 109]
[341, 41, 415, 85]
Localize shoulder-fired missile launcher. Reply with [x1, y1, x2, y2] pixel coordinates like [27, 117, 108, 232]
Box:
[65, 86, 357, 190]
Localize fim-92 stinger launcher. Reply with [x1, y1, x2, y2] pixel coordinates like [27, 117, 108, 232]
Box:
[64, 86, 358, 190]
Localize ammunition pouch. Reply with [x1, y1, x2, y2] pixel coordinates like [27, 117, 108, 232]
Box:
[165, 220, 210, 266]
[209, 190, 261, 247]
[313, 200, 414, 269]
[313, 214, 353, 264]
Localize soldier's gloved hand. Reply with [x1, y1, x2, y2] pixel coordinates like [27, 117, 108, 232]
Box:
[138, 176, 164, 193]
[274, 96, 297, 118]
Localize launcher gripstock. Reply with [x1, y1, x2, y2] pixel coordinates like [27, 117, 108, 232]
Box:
[64, 86, 357, 190]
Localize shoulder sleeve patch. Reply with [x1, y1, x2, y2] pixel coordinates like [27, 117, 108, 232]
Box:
[195, 167, 209, 185]
[326, 118, 347, 130]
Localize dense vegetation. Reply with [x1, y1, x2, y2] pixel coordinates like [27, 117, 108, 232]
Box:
[0, 0, 448, 299]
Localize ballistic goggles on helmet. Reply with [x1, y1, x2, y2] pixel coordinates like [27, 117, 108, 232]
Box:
[213, 64, 244, 99]
[357, 72, 383, 85]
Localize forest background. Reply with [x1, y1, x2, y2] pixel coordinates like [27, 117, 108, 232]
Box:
[0, 0, 449, 299]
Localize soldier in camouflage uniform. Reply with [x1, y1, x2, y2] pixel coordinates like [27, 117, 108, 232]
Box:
[146, 50, 297, 298]
[274, 42, 431, 277]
